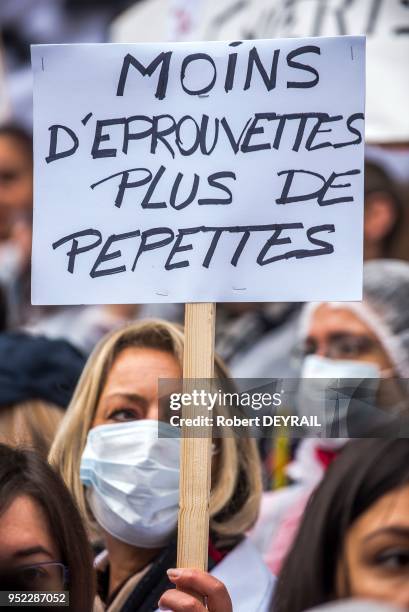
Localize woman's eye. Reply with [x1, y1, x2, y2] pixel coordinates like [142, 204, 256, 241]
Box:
[0, 170, 19, 184]
[375, 549, 409, 570]
[337, 341, 359, 357]
[21, 567, 47, 582]
[109, 408, 140, 421]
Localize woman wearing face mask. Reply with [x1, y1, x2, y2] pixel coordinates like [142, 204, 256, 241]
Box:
[250, 259, 409, 575]
[0, 443, 95, 610]
[298, 259, 409, 435]
[273, 438, 409, 611]
[49, 319, 274, 611]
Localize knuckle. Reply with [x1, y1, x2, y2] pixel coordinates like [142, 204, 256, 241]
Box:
[186, 568, 199, 580]
[180, 601, 199, 612]
[211, 578, 227, 597]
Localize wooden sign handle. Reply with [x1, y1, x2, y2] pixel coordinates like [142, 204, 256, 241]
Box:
[177, 302, 215, 575]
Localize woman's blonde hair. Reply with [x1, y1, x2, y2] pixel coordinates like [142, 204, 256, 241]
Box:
[49, 319, 262, 544]
[0, 400, 64, 459]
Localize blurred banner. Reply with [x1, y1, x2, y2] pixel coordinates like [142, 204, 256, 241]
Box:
[111, 0, 409, 143]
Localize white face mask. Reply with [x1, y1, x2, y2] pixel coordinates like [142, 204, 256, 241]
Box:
[301, 354, 381, 380]
[298, 355, 380, 436]
[80, 419, 180, 548]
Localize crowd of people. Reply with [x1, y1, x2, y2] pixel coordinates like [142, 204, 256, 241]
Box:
[0, 166, 408, 611]
[1, 1, 409, 611]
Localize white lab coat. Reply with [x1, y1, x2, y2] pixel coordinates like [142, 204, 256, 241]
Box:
[156, 538, 275, 612]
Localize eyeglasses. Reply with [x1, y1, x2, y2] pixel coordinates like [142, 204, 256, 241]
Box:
[0, 562, 69, 591]
[295, 334, 378, 361]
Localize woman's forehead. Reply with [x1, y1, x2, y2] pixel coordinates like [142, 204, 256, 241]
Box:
[308, 304, 376, 337]
[101, 347, 181, 394]
[352, 484, 409, 535]
[0, 495, 58, 561]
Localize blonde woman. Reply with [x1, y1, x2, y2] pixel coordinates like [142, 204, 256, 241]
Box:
[49, 319, 274, 612]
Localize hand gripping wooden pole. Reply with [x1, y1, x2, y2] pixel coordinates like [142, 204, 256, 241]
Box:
[177, 302, 215, 576]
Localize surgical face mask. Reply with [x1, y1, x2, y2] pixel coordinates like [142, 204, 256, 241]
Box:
[302, 354, 381, 380]
[298, 355, 380, 436]
[80, 419, 180, 548]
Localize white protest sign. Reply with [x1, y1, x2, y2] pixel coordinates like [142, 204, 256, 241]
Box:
[31, 37, 365, 305]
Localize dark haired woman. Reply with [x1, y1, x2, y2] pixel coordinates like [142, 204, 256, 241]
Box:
[158, 436, 409, 612]
[0, 443, 95, 611]
[274, 438, 409, 611]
